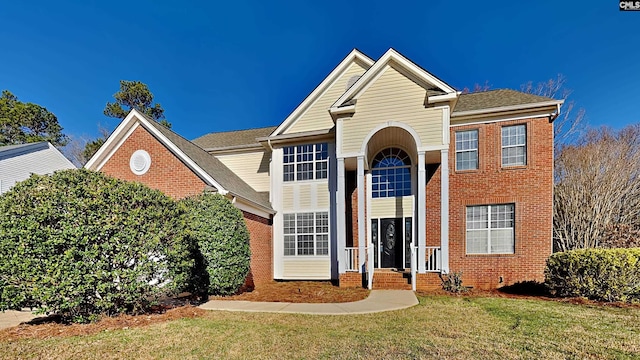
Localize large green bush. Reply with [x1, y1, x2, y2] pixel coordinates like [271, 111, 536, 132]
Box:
[545, 248, 640, 302]
[0, 169, 193, 322]
[181, 193, 250, 296]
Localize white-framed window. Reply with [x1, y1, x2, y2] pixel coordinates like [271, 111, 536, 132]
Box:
[455, 129, 478, 170]
[502, 125, 526, 166]
[283, 212, 329, 256]
[466, 204, 515, 254]
[283, 143, 328, 182]
[371, 148, 412, 198]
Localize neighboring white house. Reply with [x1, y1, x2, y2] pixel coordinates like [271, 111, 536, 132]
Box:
[0, 142, 76, 194]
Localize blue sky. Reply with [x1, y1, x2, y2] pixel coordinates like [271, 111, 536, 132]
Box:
[1, 1, 637, 142]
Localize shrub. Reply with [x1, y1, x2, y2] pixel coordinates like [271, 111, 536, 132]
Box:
[181, 193, 250, 296]
[440, 271, 468, 293]
[545, 248, 640, 302]
[0, 169, 192, 322]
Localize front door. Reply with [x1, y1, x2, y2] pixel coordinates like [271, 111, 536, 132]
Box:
[380, 218, 403, 269]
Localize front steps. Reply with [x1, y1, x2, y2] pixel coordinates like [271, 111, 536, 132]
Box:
[372, 269, 412, 290]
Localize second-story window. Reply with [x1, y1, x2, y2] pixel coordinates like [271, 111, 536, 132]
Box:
[455, 129, 479, 170]
[502, 125, 526, 166]
[283, 143, 328, 182]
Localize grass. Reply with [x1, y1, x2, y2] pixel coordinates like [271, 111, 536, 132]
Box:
[2, 295, 639, 359]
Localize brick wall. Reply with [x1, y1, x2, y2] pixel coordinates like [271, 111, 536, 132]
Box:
[446, 117, 553, 289]
[242, 211, 273, 285]
[101, 125, 208, 198]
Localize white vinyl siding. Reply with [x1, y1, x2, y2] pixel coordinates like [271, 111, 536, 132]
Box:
[502, 125, 526, 166]
[466, 204, 515, 254]
[285, 62, 368, 134]
[455, 129, 478, 170]
[0, 143, 75, 194]
[341, 66, 445, 154]
[215, 151, 270, 192]
[370, 196, 414, 218]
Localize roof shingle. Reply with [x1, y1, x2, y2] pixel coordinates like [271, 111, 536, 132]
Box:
[192, 126, 276, 150]
[140, 117, 272, 211]
[453, 89, 554, 113]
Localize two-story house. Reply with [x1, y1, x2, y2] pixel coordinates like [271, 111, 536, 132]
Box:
[86, 48, 561, 290]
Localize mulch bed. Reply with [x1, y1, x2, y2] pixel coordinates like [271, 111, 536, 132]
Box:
[211, 281, 371, 303]
[0, 305, 207, 342]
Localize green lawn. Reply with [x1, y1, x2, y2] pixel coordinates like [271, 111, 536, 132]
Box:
[3, 295, 639, 359]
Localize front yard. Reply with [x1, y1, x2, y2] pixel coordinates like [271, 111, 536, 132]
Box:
[2, 294, 639, 359]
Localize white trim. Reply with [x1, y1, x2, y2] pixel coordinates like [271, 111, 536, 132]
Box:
[272, 49, 374, 136]
[428, 93, 458, 103]
[360, 121, 423, 154]
[450, 112, 556, 127]
[329, 104, 355, 115]
[417, 151, 426, 273]
[451, 100, 563, 118]
[234, 198, 272, 219]
[440, 149, 450, 274]
[442, 106, 450, 145]
[331, 48, 457, 110]
[90, 122, 140, 171]
[336, 118, 345, 158]
[272, 147, 284, 278]
[259, 128, 333, 143]
[336, 157, 347, 274]
[357, 156, 366, 273]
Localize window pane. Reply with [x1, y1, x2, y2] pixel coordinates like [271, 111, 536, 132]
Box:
[491, 229, 514, 253]
[467, 230, 488, 254]
[297, 235, 314, 255]
[284, 235, 296, 256]
[316, 234, 328, 255]
[502, 125, 526, 166]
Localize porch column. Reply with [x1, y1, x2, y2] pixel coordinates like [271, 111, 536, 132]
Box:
[357, 155, 366, 272]
[440, 149, 450, 273]
[337, 157, 347, 274]
[417, 151, 426, 273]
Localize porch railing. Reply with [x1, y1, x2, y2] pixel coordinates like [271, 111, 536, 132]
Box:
[425, 246, 441, 272]
[344, 247, 360, 272]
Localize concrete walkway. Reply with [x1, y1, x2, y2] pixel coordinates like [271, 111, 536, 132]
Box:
[199, 290, 418, 315]
[0, 310, 41, 330]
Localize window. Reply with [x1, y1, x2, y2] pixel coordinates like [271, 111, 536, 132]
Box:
[283, 143, 328, 182]
[371, 148, 412, 198]
[502, 125, 526, 166]
[466, 204, 515, 254]
[283, 212, 329, 256]
[455, 130, 478, 170]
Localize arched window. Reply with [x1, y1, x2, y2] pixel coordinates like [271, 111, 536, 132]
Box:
[371, 148, 412, 198]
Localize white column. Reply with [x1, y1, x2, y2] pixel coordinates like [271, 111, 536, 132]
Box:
[357, 155, 366, 273]
[417, 151, 426, 273]
[440, 149, 450, 273]
[337, 157, 347, 274]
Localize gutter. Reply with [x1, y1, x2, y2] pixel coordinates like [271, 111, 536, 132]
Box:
[451, 100, 564, 118]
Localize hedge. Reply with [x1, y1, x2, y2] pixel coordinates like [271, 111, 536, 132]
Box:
[0, 169, 193, 322]
[181, 193, 250, 296]
[545, 248, 640, 302]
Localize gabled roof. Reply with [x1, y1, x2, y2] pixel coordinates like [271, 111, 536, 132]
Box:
[271, 49, 375, 136]
[85, 109, 273, 213]
[330, 48, 458, 112]
[453, 89, 558, 114]
[192, 126, 276, 150]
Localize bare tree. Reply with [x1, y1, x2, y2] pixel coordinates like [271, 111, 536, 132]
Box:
[521, 74, 586, 145]
[63, 125, 110, 166]
[553, 125, 640, 251]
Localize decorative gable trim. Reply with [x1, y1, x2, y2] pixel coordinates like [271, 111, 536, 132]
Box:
[271, 49, 374, 137]
[84, 109, 227, 194]
[330, 48, 458, 113]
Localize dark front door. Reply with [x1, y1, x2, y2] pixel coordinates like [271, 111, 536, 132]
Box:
[380, 218, 403, 269]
